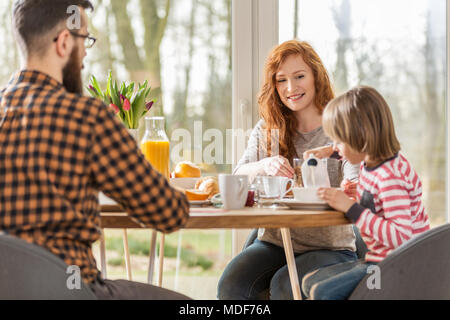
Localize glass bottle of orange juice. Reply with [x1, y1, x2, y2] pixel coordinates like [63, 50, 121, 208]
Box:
[140, 117, 170, 178]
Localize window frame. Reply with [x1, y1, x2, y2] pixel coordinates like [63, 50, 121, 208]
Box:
[231, 0, 279, 255]
[232, 0, 279, 160]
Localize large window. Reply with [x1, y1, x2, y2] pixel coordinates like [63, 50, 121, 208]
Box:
[84, 0, 233, 175]
[0, 2, 19, 83]
[85, 0, 233, 299]
[280, 0, 448, 226]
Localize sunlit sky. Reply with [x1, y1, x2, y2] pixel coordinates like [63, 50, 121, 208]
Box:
[280, 0, 445, 43]
[279, 0, 446, 78]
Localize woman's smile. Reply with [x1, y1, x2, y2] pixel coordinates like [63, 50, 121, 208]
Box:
[288, 93, 306, 102]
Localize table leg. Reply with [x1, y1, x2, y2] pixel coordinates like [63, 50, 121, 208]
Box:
[158, 234, 165, 287]
[123, 229, 132, 281]
[147, 230, 158, 285]
[100, 229, 107, 279]
[280, 228, 302, 300]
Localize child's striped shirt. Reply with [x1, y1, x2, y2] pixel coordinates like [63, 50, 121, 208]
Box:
[346, 153, 430, 262]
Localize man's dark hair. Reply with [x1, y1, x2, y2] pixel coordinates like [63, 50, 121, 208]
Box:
[12, 0, 94, 57]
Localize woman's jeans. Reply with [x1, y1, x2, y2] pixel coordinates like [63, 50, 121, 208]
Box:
[217, 239, 358, 300]
[302, 259, 377, 300]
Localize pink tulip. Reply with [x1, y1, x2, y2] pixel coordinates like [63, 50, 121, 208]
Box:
[146, 101, 154, 111]
[123, 98, 131, 111]
[109, 103, 119, 114]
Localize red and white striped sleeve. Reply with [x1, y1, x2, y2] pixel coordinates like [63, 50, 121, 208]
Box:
[355, 176, 413, 249]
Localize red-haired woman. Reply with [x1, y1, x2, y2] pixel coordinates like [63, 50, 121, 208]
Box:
[217, 40, 360, 300]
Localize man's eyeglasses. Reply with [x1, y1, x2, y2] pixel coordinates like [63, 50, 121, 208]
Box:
[53, 31, 97, 49]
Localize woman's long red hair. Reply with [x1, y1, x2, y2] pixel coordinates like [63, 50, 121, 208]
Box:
[258, 40, 335, 162]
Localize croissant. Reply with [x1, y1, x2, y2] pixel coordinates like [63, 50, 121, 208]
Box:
[195, 176, 219, 199]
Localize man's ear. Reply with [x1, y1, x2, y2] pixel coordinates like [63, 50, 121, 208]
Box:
[54, 30, 74, 59]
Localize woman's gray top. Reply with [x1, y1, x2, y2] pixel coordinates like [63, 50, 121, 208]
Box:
[235, 119, 360, 253]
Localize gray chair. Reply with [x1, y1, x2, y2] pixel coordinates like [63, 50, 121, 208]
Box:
[349, 223, 450, 299]
[0, 234, 97, 299]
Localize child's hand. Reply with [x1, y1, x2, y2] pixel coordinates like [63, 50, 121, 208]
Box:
[317, 187, 355, 213]
[303, 145, 334, 160]
[340, 179, 358, 200]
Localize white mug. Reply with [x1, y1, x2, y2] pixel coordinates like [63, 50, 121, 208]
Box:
[218, 174, 249, 210]
[257, 176, 294, 199]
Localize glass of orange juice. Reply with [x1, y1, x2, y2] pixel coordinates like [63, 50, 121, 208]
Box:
[140, 117, 170, 178]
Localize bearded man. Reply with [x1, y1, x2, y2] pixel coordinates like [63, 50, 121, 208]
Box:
[0, 0, 190, 300]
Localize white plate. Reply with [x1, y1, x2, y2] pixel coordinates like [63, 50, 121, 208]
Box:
[189, 199, 211, 206]
[274, 199, 331, 210]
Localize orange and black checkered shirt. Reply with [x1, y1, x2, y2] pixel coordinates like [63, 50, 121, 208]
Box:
[0, 70, 190, 284]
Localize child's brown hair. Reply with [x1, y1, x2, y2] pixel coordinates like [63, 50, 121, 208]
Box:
[322, 86, 401, 163]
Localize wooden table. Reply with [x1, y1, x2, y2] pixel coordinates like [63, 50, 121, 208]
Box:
[100, 204, 349, 300]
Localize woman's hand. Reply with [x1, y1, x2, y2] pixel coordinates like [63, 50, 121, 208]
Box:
[340, 179, 358, 200]
[303, 145, 334, 160]
[317, 187, 355, 213]
[259, 156, 294, 178]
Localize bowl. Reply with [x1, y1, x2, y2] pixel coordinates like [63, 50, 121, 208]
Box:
[292, 187, 323, 203]
[170, 177, 199, 190]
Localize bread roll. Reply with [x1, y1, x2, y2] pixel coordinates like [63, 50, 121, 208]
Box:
[195, 176, 219, 199]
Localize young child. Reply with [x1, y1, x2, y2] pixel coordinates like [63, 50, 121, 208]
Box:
[301, 86, 430, 300]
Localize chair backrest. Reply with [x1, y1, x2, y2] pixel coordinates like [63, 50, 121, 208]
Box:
[242, 229, 258, 251]
[349, 223, 450, 299]
[0, 234, 97, 300]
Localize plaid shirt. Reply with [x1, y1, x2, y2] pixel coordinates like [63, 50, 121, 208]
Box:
[0, 70, 190, 284]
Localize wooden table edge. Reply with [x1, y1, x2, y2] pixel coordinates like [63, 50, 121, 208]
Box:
[100, 206, 350, 229]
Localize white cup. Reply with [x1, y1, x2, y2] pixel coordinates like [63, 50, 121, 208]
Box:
[256, 176, 294, 199]
[293, 187, 324, 203]
[218, 174, 249, 210]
